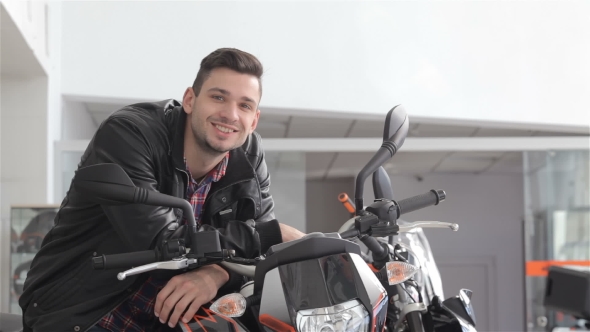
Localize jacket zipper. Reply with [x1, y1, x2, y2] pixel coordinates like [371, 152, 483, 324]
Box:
[179, 164, 257, 219]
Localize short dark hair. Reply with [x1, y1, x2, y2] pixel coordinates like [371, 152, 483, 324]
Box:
[192, 48, 263, 96]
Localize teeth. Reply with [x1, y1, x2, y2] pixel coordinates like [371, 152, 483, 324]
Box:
[215, 125, 234, 133]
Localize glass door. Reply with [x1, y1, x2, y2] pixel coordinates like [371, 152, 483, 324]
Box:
[523, 150, 589, 331]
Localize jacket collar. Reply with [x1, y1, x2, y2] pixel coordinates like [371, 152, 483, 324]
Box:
[166, 102, 187, 171]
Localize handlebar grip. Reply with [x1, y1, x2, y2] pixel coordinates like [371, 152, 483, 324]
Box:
[396, 189, 446, 216]
[92, 250, 158, 270]
[338, 193, 356, 214]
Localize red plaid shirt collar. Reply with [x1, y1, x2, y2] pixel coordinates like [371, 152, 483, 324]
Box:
[184, 153, 229, 189]
[184, 153, 229, 226]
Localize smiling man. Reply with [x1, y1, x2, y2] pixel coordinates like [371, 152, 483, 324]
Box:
[19, 48, 305, 332]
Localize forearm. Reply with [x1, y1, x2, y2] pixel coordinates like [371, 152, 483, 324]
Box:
[197, 264, 229, 289]
[279, 223, 306, 242]
[156, 262, 231, 327]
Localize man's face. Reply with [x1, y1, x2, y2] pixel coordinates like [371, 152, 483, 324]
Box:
[184, 67, 260, 155]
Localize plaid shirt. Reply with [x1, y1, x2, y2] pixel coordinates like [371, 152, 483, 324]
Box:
[97, 154, 229, 332]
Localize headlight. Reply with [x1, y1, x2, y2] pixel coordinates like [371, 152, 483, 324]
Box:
[295, 299, 370, 332]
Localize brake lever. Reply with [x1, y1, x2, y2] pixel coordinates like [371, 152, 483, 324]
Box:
[116, 249, 250, 280]
[117, 257, 198, 280]
[398, 221, 458, 232]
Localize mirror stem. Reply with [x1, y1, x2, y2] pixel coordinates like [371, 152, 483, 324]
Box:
[354, 145, 397, 215]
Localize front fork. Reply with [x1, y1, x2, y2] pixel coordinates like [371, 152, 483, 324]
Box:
[385, 282, 428, 332]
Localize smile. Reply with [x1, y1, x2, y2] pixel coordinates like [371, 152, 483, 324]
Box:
[214, 124, 236, 134]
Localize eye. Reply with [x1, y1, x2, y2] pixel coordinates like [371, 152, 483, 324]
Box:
[212, 95, 224, 101]
[241, 103, 252, 110]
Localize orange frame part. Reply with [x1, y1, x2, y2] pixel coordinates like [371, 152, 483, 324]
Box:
[526, 260, 590, 277]
[259, 314, 296, 332]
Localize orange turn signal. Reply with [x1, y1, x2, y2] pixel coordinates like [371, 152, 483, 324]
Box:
[210, 293, 247, 318]
[386, 261, 420, 285]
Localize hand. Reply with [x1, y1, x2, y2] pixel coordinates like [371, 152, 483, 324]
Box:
[154, 264, 229, 327]
[279, 223, 306, 242]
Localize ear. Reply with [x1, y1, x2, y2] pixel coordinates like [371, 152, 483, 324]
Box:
[182, 87, 195, 114]
[250, 110, 261, 133]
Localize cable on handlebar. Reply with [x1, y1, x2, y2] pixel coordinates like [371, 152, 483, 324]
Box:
[340, 228, 359, 239]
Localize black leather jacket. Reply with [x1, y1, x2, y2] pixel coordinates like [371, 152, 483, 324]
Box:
[19, 100, 283, 332]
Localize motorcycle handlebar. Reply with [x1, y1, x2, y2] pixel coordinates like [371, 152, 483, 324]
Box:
[92, 250, 158, 270]
[396, 190, 445, 217]
[359, 235, 386, 258]
[359, 235, 390, 269]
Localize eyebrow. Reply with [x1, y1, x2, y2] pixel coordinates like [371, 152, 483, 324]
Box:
[207, 87, 256, 104]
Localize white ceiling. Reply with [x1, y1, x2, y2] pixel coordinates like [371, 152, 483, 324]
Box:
[304, 150, 525, 180]
[0, 6, 46, 78]
[82, 101, 586, 180]
[253, 110, 582, 180]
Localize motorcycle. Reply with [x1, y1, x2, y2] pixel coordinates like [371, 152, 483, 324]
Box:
[2, 105, 478, 332]
[69, 105, 477, 331]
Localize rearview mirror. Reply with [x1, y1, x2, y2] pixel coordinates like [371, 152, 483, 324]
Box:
[73, 163, 200, 252]
[73, 163, 138, 206]
[383, 104, 409, 150]
[372, 166, 394, 200]
[354, 105, 409, 214]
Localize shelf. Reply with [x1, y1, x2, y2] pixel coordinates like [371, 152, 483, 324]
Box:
[8, 206, 59, 315]
[10, 252, 37, 260]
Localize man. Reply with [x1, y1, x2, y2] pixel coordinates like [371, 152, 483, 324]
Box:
[20, 48, 305, 332]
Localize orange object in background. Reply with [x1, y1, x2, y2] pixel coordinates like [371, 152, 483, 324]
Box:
[525, 260, 590, 277]
[338, 193, 356, 214]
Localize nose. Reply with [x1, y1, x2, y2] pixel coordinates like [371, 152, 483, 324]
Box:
[219, 102, 240, 123]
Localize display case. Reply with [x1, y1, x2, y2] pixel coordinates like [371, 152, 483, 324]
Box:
[9, 205, 59, 314]
[524, 150, 590, 331]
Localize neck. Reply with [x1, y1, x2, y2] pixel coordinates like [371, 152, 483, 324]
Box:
[184, 121, 226, 180]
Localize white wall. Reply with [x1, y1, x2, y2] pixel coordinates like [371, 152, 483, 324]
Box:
[267, 152, 307, 232]
[306, 177, 355, 233]
[0, 1, 59, 313]
[307, 172, 525, 332]
[1, 75, 49, 312]
[61, 101, 97, 140]
[45, 1, 62, 203]
[60, 1, 590, 132]
[0, 76, 50, 219]
[387, 173, 525, 332]
[0, 69, 3, 316]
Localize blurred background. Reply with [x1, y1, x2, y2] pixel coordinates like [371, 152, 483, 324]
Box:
[1, 1, 588, 331]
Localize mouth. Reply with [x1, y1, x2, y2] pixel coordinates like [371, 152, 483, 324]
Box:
[212, 123, 238, 135]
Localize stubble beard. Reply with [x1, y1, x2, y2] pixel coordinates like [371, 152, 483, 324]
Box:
[192, 117, 245, 157]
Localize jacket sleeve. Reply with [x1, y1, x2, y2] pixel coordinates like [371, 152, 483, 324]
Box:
[247, 132, 283, 251]
[78, 115, 178, 252]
